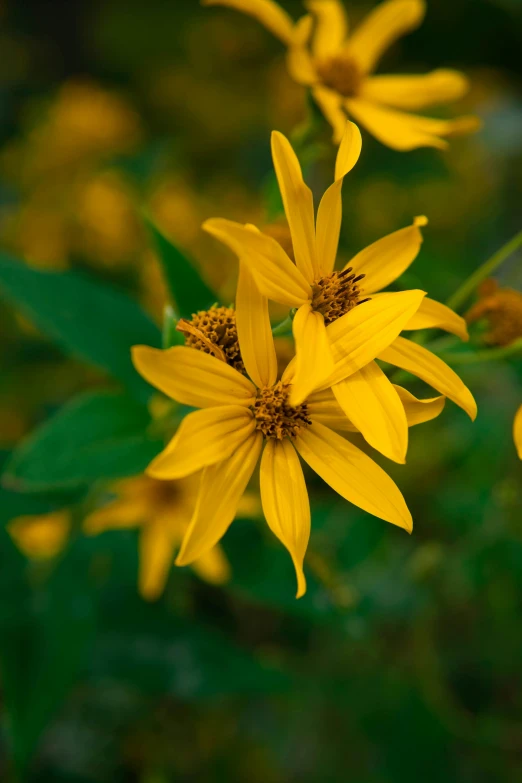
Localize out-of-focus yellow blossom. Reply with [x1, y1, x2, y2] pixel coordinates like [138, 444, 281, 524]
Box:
[204, 123, 476, 463]
[84, 474, 232, 600]
[514, 405, 522, 460]
[203, 0, 480, 150]
[8, 511, 70, 560]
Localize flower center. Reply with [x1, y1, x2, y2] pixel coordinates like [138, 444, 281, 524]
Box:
[316, 55, 362, 98]
[311, 268, 369, 325]
[177, 305, 245, 374]
[465, 280, 522, 347]
[253, 382, 311, 440]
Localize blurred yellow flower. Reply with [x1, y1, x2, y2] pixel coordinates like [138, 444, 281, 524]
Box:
[204, 123, 476, 463]
[8, 511, 70, 560]
[514, 405, 522, 460]
[204, 0, 480, 150]
[84, 474, 232, 600]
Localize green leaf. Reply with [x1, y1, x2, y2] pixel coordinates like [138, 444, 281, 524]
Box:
[0, 254, 161, 403]
[3, 390, 163, 492]
[144, 217, 216, 318]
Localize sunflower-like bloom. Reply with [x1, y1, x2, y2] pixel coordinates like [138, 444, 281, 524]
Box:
[203, 0, 480, 150]
[204, 123, 476, 463]
[84, 474, 231, 600]
[8, 510, 70, 560]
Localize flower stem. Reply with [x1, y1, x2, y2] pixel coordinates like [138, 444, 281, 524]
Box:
[440, 337, 522, 365]
[446, 229, 522, 312]
[272, 311, 295, 337]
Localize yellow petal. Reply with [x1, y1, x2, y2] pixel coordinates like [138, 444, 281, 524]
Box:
[360, 69, 470, 110]
[346, 97, 480, 151]
[287, 15, 317, 85]
[203, 218, 311, 306]
[347, 217, 426, 295]
[260, 438, 310, 598]
[202, 0, 295, 45]
[315, 121, 362, 276]
[307, 388, 358, 431]
[295, 421, 412, 531]
[393, 385, 446, 427]
[271, 131, 318, 281]
[379, 336, 477, 420]
[404, 296, 469, 341]
[305, 0, 348, 58]
[325, 290, 426, 386]
[236, 261, 277, 388]
[132, 345, 256, 408]
[8, 512, 70, 560]
[147, 406, 255, 479]
[176, 433, 263, 565]
[514, 404, 522, 460]
[290, 303, 334, 405]
[139, 519, 174, 601]
[333, 361, 408, 463]
[344, 0, 426, 74]
[84, 499, 147, 534]
[192, 544, 232, 585]
[312, 85, 346, 144]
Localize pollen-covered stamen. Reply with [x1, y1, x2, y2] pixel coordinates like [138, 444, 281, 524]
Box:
[253, 382, 311, 440]
[311, 268, 369, 325]
[178, 305, 245, 374]
[316, 55, 362, 98]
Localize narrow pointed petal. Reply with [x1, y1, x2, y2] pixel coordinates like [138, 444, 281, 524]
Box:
[176, 433, 263, 566]
[84, 499, 147, 533]
[295, 421, 412, 531]
[203, 218, 311, 306]
[325, 290, 426, 386]
[394, 385, 446, 427]
[132, 345, 256, 408]
[271, 131, 318, 280]
[361, 69, 470, 110]
[514, 404, 522, 460]
[307, 388, 357, 431]
[312, 86, 346, 144]
[333, 361, 408, 463]
[404, 297, 469, 341]
[379, 336, 477, 420]
[287, 15, 317, 85]
[139, 520, 174, 601]
[290, 303, 334, 405]
[305, 0, 348, 58]
[315, 122, 362, 275]
[202, 0, 295, 45]
[260, 439, 310, 598]
[347, 217, 426, 294]
[147, 406, 255, 479]
[236, 262, 277, 388]
[346, 97, 480, 151]
[344, 0, 426, 74]
[192, 545, 232, 585]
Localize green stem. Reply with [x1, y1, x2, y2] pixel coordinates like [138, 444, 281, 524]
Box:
[440, 337, 522, 365]
[446, 229, 522, 312]
[271, 312, 294, 337]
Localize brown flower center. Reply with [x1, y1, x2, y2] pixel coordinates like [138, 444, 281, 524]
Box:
[316, 55, 362, 98]
[177, 305, 245, 374]
[465, 279, 522, 347]
[253, 382, 311, 440]
[311, 267, 369, 325]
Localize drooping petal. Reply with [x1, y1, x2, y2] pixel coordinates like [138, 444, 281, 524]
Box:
[306, 0, 348, 58]
[147, 406, 255, 479]
[344, 0, 426, 74]
[514, 404, 522, 460]
[307, 388, 357, 431]
[325, 290, 426, 386]
[132, 345, 256, 408]
[290, 303, 334, 405]
[360, 69, 470, 110]
[260, 439, 310, 598]
[287, 15, 317, 85]
[295, 421, 412, 531]
[404, 297, 469, 341]
[203, 218, 311, 306]
[191, 545, 232, 585]
[139, 519, 174, 601]
[271, 131, 318, 281]
[202, 0, 295, 45]
[393, 385, 446, 427]
[333, 361, 408, 463]
[347, 217, 427, 295]
[176, 433, 263, 566]
[379, 336, 477, 420]
[236, 261, 277, 388]
[315, 121, 362, 276]
[345, 97, 480, 151]
[312, 86, 346, 144]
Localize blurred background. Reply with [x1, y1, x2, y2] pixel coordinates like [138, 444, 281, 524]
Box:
[0, 0, 522, 781]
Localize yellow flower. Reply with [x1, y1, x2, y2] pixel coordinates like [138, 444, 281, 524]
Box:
[514, 405, 522, 460]
[203, 0, 480, 150]
[8, 511, 70, 560]
[84, 474, 231, 600]
[204, 123, 476, 463]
